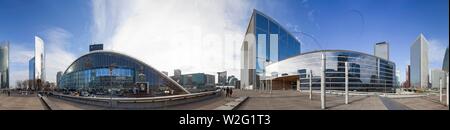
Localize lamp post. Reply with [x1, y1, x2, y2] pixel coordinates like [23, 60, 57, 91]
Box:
[440, 78, 443, 103]
[309, 70, 312, 100]
[109, 63, 117, 108]
[447, 73, 449, 107]
[345, 62, 349, 104]
[321, 53, 326, 109]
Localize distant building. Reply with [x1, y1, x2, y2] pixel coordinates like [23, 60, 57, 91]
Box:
[89, 44, 103, 52]
[227, 75, 239, 86]
[217, 71, 227, 86]
[395, 69, 401, 87]
[29, 57, 35, 90]
[172, 69, 182, 83]
[403, 65, 411, 88]
[177, 73, 215, 92]
[162, 71, 168, 76]
[410, 34, 429, 89]
[374, 42, 389, 60]
[431, 69, 447, 89]
[56, 71, 62, 87]
[0, 41, 9, 89]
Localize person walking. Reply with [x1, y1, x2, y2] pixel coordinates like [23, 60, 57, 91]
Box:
[229, 88, 233, 97]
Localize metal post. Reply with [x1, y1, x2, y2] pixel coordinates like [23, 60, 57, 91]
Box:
[309, 70, 312, 100]
[321, 53, 326, 109]
[440, 78, 443, 103]
[447, 73, 449, 106]
[345, 62, 349, 104]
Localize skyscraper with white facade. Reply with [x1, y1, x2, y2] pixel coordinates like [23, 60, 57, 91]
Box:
[410, 34, 429, 89]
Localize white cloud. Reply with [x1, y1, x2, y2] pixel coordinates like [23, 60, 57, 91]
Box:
[9, 44, 34, 64]
[92, 0, 255, 78]
[428, 39, 447, 69]
[42, 27, 77, 82]
[8, 43, 34, 88]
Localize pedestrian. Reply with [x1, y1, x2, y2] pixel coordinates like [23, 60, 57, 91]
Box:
[229, 88, 233, 97]
[226, 87, 229, 97]
[7, 90, 10, 96]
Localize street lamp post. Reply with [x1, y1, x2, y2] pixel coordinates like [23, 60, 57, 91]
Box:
[109, 63, 117, 108]
[321, 53, 326, 109]
[440, 78, 443, 103]
[309, 70, 312, 100]
[345, 62, 349, 104]
[447, 73, 449, 107]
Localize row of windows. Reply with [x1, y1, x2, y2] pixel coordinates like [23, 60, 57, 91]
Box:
[60, 52, 185, 94]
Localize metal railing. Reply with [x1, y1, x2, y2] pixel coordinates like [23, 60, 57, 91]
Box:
[49, 89, 222, 109]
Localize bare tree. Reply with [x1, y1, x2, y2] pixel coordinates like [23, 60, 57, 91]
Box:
[16, 80, 22, 89]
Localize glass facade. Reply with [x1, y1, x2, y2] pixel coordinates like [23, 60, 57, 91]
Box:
[0, 42, 9, 89]
[241, 9, 301, 90]
[59, 51, 189, 96]
[254, 10, 301, 74]
[265, 50, 396, 92]
[35, 36, 45, 81]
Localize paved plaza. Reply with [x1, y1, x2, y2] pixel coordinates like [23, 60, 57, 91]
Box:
[0, 90, 448, 110]
[0, 94, 45, 110]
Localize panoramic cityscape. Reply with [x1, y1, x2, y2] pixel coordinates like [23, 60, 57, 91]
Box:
[0, 0, 449, 111]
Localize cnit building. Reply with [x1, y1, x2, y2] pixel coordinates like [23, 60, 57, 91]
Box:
[241, 9, 396, 92]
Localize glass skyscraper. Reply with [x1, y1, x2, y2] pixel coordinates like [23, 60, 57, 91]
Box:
[35, 36, 45, 82]
[410, 34, 429, 89]
[241, 9, 301, 90]
[0, 41, 9, 89]
[29, 57, 35, 89]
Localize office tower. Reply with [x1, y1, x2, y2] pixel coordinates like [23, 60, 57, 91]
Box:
[35, 36, 45, 82]
[410, 34, 429, 89]
[374, 42, 389, 60]
[56, 71, 62, 87]
[0, 41, 9, 89]
[217, 71, 227, 85]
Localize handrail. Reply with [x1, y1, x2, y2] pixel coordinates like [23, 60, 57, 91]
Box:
[51, 89, 220, 102]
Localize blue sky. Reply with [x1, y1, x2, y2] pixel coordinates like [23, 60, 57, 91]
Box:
[0, 0, 448, 87]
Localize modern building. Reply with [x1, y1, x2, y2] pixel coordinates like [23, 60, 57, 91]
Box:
[29, 57, 35, 89]
[264, 50, 396, 92]
[0, 41, 9, 89]
[172, 69, 182, 83]
[56, 71, 62, 87]
[59, 50, 190, 97]
[403, 65, 411, 88]
[35, 36, 45, 82]
[374, 42, 389, 60]
[395, 69, 401, 87]
[227, 75, 239, 86]
[89, 44, 103, 52]
[431, 69, 447, 89]
[176, 73, 215, 92]
[443, 47, 449, 72]
[241, 9, 302, 90]
[410, 34, 429, 89]
[217, 71, 227, 86]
